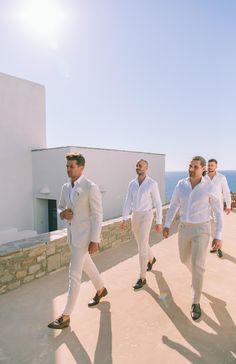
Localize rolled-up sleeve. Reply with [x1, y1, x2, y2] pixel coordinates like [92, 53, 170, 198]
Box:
[222, 176, 231, 209]
[151, 181, 163, 224]
[165, 185, 180, 228]
[58, 185, 67, 217]
[122, 183, 133, 220]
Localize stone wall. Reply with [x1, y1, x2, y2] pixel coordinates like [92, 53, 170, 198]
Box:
[0, 209, 169, 295]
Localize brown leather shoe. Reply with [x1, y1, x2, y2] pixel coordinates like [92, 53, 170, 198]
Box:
[88, 287, 108, 307]
[48, 315, 70, 329]
[210, 249, 217, 253]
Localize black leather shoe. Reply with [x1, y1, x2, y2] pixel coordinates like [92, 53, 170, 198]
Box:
[147, 257, 157, 271]
[88, 287, 108, 307]
[48, 315, 70, 329]
[191, 304, 201, 321]
[217, 249, 223, 258]
[133, 278, 146, 290]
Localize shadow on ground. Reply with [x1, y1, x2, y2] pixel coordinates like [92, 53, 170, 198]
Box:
[144, 270, 236, 364]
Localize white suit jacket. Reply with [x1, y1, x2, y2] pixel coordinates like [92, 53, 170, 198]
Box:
[58, 176, 103, 247]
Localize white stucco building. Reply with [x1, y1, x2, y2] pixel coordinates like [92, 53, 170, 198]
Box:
[32, 146, 165, 233]
[0, 73, 165, 242]
[0, 73, 46, 243]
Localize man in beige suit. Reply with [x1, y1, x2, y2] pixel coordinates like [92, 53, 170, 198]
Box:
[163, 156, 223, 321]
[48, 153, 107, 329]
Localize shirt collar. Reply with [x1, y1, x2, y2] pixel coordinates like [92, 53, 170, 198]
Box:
[206, 172, 218, 180]
[187, 176, 206, 186]
[70, 175, 84, 187]
[135, 175, 149, 185]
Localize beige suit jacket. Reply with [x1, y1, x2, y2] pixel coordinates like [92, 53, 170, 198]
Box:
[58, 176, 103, 247]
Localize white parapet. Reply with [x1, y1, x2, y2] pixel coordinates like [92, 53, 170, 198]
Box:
[0, 228, 37, 245]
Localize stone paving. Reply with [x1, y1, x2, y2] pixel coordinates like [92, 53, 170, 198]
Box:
[0, 213, 236, 364]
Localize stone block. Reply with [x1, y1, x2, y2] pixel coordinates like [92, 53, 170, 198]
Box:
[1, 273, 14, 283]
[14, 262, 22, 271]
[22, 258, 36, 267]
[35, 271, 46, 279]
[46, 246, 56, 256]
[47, 254, 61, 272]
[28, 246, 46, 257]
[28, 264, 41, 275]
[55, 238, 67, 248]
[16, 270, 27, 280]
[23, 275, 34, 283]
[0, 264, 5, 275]
[37, 254, 46, 263]
[61, 251, 71, 266]
[0, 285, 7, 294]
[8, 281, 21, 290]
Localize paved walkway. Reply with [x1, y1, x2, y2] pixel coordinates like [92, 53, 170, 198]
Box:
[0, 213, 236, 364]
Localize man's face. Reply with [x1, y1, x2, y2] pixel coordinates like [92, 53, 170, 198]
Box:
[208, 161, 217, 173]
[66, 160, 84, 179]
[188, 160, 205, 179]
[136, 161, 148, 176]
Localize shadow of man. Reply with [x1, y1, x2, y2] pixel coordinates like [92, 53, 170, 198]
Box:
[144, 270, 236, 364]
[222, 252, 236, 265]
[37, 302, 112, 364]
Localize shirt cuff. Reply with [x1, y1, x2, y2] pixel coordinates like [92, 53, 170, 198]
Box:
[214, 232, 222, 240]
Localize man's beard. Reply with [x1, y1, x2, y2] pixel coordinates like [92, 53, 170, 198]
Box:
[136, 170, 143, 176]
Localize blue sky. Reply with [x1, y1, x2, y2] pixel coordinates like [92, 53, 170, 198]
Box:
[1, 0, 236, 170]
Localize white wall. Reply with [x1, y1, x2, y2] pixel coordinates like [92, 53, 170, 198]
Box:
[32, 146, 165, 233]
[0, 73, 46, 232]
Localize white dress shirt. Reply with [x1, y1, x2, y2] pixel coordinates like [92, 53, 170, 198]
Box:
[122, 175, 163, 224]
[205, 172, 231, 209]
[165, 177, 223, 239]
[58, 175, 84, 214]
[69, 175, 84, 202]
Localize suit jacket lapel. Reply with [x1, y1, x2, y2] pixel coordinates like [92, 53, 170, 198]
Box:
[65, 183, 73, 209]
[71, 176, 86, 206]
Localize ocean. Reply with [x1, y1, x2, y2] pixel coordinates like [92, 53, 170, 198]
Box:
[165, 170, 236, 203]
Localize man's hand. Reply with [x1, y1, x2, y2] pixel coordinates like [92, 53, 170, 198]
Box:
[155, 224, 162, 233]
[225, 208, 231, 215]
[163, 227, 170, 239]
[60, 209, 73, 221]
[88, 242, 99, 254]
[120, 220, 127, 229]
[211, 239, 222, 251]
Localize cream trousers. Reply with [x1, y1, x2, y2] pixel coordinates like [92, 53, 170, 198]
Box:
[63, 244, 104, 315]
[131, 210, 154, 279]
[178, 221, 210, 304]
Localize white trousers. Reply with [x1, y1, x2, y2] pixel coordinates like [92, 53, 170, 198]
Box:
[63, 244, 104, 315]
[178, 221, 210, 304]
[131, 210, 154, 279]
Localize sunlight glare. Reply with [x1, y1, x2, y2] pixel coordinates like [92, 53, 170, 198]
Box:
[18, 0, 66, 38]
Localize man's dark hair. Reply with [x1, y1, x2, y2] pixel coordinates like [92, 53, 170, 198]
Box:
[208, 158, 218, 164]
[192, 155, 206, 176]
[66, 153, 85, 166]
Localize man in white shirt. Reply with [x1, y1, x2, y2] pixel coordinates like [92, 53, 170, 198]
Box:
[48, 153, 107, 330]
[206, 159, 231, 257]
[163, 156, 223, 321]
[121, 159, 163, 290]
